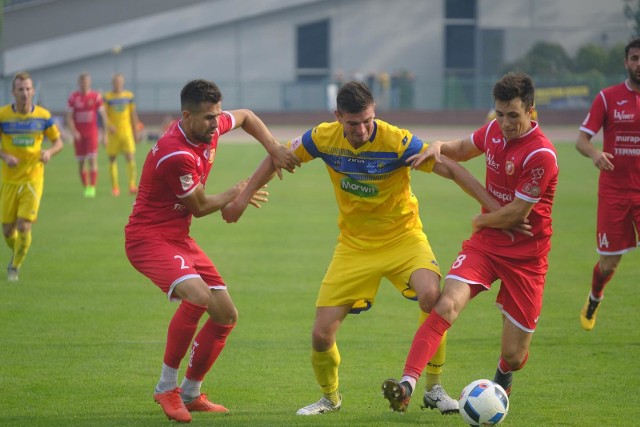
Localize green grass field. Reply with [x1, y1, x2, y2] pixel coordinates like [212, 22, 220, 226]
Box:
[1, 134, 638, 426]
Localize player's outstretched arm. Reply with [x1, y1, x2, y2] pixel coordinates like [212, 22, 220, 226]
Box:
[432, 157, 532, 238]
[230, 109, 301, 178]
[181, 179, 264, 218]
[576, 130, 614, 171]
[222, 155, 278, 223]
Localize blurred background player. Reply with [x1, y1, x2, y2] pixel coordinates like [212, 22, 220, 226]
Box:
[104, 73, 141, 196]
[222, 81, 506, 417]
[0, 72, 64, 281]
[576, 37, 640, 331]
[125, 79, 299, 423]
[66, 72, 108, 198]
[384, 72, 557, 409]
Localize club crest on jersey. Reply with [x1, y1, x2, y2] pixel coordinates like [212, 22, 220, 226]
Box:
[205, 148, 216, 164]
[505, 160, 515, 175]
[180, 174, 194, 191]
[367, 160, 385, 173]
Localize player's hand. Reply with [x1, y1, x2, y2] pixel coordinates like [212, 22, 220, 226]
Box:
[592, 151, 614, 171]
[73, 130, 81, 140]
[407, 141, 443, 169]
[500, 220, 533, 241]
[270, 145, 301, 179]
[40, 150, 52, 164]
[2, 153, 19, 167]
[248, 187, 269, 208]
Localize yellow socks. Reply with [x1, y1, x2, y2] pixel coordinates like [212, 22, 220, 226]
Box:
[311, 343, 341, 404]
[13, 230, 31, 268]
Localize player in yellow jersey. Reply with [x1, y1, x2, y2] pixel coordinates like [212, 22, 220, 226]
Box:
[222, 82, 507, 416]
[0, 72, 63, 281]
[104, 73, 141, 196]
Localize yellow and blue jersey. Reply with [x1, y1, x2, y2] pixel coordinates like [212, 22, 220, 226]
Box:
[0, 104, 61, 184]
[289, 119, 435, 250]
[104, 90, 136, 134]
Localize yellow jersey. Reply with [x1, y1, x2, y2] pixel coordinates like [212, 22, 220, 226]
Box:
[0, 104, 61, 184]
[104, 90, 136, 135]
[289, 119, 435, 250]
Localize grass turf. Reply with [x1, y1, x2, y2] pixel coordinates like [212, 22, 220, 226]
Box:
[0, 136, 638, 426]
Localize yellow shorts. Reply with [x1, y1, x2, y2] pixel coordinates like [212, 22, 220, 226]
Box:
[106, 131, 135, 156]
[316, 232, 441, 313]
[1, 181, 43, 223]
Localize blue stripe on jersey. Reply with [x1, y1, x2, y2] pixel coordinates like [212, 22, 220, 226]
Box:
[0, 118, 51, 133]
[107, 98, 133, 105]
[302, 128, 425, 180]
[399, 135, 425, 162]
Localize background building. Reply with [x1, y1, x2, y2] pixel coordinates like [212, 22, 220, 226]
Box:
[0, 0, 632, 117]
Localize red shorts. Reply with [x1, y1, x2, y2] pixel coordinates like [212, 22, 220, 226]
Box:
[596, 194, 640, 255]
[125, 235, 225, 300]
[73, 132, 99, 160]
[445, 238, 548, 332]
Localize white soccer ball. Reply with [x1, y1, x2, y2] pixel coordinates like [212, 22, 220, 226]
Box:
[458, 379, 509, 426]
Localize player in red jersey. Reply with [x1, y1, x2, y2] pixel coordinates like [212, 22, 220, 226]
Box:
[125, 79, 300, 423]
[382, 72, 558, 410]
[576, 37, 640, 331]
[66, 72, 108, 198]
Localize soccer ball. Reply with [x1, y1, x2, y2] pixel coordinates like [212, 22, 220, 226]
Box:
[458, 379, 509, 426]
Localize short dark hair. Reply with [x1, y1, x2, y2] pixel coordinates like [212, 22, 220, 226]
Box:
[493, 72, 535, 111]
[625, 37, 640, 59]
[180, 79, 223, 112]
[336, 81, 374, 114]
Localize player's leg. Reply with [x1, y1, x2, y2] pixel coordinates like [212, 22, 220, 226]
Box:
[419, 312, 458, 414]
[108, 155, 119, 196]
[176, 242, 235, 413]
[493, 317, 533, 397]
[298, 242, 379, 415]
[73, 139, 89, 191]
[383, 278, 471, 412]
[581, 254, 620, 330]
[123, 136, 138, 194]
[581, 196, 634, 330]
[1, 183, 19, 276]
[297, 305, 351, 415]
[106, 134, 121, 196]
[492, 260, 544, 396]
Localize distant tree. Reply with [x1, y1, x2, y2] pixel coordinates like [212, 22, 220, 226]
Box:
[606, 42, 627, 77]
[575, 44, 609, 74]
[502, 42, 573, 77]
[624, 0, 640, 37]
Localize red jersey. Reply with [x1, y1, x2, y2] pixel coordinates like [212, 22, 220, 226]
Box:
[580, 81, 640, 196]
[67, 90, 103, 136]
[125, 112, 235, 240]
[470, 121, 558, 258]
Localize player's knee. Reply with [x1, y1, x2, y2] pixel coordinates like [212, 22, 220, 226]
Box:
[501, 351, 528, 372]
[311, 329, 334, 351]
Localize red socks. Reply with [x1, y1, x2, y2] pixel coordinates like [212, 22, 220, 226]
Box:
[163, 300, 207, 368]
[403, 311, 451, 380]
[591, 263, 613, 299]
[498, 352, 528, 373]
[185, 320, 235, 381]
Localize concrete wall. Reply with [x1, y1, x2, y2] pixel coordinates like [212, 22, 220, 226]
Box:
[1, 0, 633, 113]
